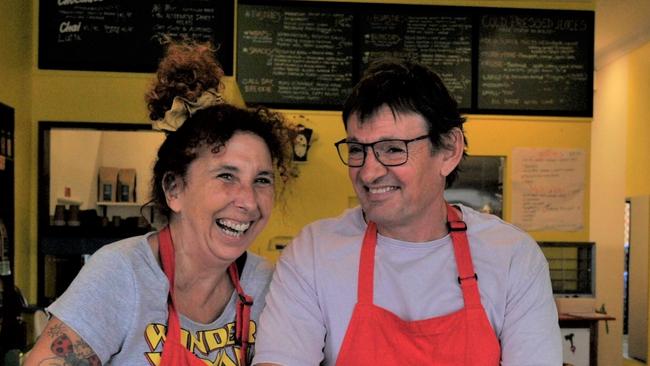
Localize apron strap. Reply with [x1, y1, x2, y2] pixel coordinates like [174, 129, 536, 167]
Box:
[228, 261, 252, 366]
[159, 226, 184, 347]
[446, 204, 482, 307]
[357, 221, 378, 304]
[159, 226, 175, 292]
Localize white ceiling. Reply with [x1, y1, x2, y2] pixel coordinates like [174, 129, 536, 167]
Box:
[595, 0, 650, 69]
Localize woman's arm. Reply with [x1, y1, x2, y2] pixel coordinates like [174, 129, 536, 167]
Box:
[23, 316, 101, 366]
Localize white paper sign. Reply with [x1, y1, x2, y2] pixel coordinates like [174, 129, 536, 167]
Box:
[511, 148, 585, 231]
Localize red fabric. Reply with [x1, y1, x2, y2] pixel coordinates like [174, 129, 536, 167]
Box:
[335, 204, 501, 366]
[158, 226, 252, 366]
[229, 262, 254, 366]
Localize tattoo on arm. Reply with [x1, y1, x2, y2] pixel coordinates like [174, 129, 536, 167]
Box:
[46, 322, 65, 338]
[39, 322, 101, 366]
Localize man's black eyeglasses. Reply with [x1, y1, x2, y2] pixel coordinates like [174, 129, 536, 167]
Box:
[334, 134, 430, 167]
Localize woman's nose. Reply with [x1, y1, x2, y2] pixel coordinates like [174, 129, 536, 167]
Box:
[233, 184, 256, 211]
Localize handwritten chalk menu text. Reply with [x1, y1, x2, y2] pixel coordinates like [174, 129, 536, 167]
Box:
[359, 10, 473, 109]
[39, 0, 234, 74]
[478, 10, 593, 115]
[150, 1, 227, 51]
[237, 4, 355, 109]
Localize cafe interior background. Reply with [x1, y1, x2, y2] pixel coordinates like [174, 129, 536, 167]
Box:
[1, 0, 650, 365]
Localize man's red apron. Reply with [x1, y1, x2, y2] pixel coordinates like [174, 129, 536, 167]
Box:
[336, 204, 501, 365]
[157, 226, 253, 366]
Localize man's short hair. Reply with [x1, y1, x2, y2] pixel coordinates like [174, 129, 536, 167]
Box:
[342, 59, 467, 187]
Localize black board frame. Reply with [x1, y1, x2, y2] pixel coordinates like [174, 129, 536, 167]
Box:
[237, 0, 594, 117]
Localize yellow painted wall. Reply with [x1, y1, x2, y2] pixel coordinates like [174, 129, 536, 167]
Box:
[592, 54, 628, 366]
[0, 0, 32, 298]
[593, 36, 650, 366]
[625, 40, 650, 365]
[627, 42, 650, 197]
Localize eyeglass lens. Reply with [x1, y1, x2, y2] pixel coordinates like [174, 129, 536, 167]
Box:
[339, 140, 408, 167]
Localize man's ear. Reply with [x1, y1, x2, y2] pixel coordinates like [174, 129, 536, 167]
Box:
[440, 128, 465, 177]
[162, 172, 183, 213]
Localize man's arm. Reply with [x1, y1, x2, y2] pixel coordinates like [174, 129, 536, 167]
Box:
[23, 316, 101, 366]
[500, 245, 563, 365]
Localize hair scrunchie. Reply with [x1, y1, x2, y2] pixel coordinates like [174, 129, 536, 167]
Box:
[152, 89, 224, 132]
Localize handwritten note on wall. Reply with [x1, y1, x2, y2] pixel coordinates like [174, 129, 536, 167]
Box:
[511, 148, 585, 231]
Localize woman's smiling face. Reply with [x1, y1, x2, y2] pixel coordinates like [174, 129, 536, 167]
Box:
[167, 131, 275, 264]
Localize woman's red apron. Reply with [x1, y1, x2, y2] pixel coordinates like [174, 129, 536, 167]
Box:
[157, 226, 253, 366]
[336, 204, 501, 365]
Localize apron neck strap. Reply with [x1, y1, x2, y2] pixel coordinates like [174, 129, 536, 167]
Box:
[228, 261, 252, 366]
[447, 205, 481, 306]
[358, 221, 378, 304]
[158, 226, 183, 353]
[159, 226, 175, 294]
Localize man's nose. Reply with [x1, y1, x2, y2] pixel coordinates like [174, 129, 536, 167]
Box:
[357, 148, 388, 182]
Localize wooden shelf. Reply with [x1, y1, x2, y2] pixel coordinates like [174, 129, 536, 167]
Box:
[97, 201, 141, 207]
[96, 201, 153, 222]
[559, 312, 616, 322]
[56, 197, 83, 206]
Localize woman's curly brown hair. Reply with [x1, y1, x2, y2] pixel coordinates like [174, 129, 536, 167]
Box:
[144, 39, 299, 218]
[150, 104, 299, 218]
[145, 39, 224, 121]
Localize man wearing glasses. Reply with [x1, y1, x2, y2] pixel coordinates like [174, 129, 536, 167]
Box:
[254, 60, 561, 366]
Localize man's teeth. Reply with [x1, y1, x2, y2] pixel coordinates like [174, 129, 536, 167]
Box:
[217, 219, 251, 237]
[368, 186, 397, 194]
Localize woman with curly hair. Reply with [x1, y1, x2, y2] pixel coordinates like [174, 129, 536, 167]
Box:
[25, 40, 296, 366]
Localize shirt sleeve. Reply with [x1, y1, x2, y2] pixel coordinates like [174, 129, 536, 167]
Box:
[46, 245, 136, 364]
[253, 227, 327, 366]
[500, 240, 563, 366]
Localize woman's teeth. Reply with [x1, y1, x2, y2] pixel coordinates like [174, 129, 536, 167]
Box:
[216, 219, 251, 237]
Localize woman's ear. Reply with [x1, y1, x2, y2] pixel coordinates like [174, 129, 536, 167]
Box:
[440, 127, 465, 177]
[162, 172, 183, 213]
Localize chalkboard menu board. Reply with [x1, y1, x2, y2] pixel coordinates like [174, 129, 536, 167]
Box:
[39, 0, 234, 75]
[359, 7, 473, 109]
[477, 9, 593, 115]
[237, 1, 593, 117]
[237, 3, 355, 109]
